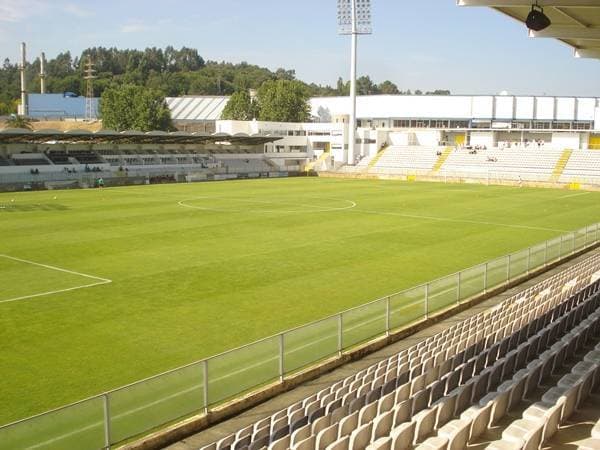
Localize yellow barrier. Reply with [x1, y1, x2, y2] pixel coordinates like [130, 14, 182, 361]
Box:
[569, 182, 581, 191]
[407, 175, 417, 182]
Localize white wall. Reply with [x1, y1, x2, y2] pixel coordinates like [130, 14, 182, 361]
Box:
[310, 95, 599, 123]
[595, 107, 600, 131]
[556, 98, 575, 121]
[515, 97, 535, 120]
[551, 133, 581, 149]
[494, 96, 514, 119]
[536, 97, 555, 120]
[470, 132, 495, 148]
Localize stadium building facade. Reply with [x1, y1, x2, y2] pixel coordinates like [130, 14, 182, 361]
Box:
[169, 94, 600, 165]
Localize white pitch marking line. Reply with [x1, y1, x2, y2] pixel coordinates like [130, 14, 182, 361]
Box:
[0, 255, 112, 305]
[177, 196, 357, 214]
[558, 192, 591, 199]
[353, 209, 568, 233]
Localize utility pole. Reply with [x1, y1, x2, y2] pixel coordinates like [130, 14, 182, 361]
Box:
[83, 56, 97, 121]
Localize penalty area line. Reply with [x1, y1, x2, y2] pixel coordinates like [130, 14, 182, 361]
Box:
[0, 254, 112, 305]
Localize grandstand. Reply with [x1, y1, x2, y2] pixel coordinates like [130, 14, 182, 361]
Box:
[171, 251, 600, 450]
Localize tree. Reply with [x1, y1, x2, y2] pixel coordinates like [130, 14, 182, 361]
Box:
[100, 84, 173, 131]
[221, 90, 257, 121]
[426, 90, 451, 96]
[356, 76, 379, 95]
[378, 80, 400, 95]
[256, 80, 310, 123]
[5, 115, 32, 129]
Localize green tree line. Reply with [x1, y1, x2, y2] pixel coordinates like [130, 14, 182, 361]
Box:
[0, 46, 451, 115]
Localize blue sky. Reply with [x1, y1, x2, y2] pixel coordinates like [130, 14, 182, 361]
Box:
[0, 0, 599, 96]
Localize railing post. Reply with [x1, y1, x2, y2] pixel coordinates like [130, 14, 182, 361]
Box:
[559, 236, 564, 258]
[279, 333, 284, 382]
[527, 247, 531, 275]
[507, 254, 511, 283]
[203, 360, 209, 414]
[103, 394, 111, 450]
[385, 296, 390, 337]
[585, 226, 589, 248]
[571, 232, 575, 254]
[457, 271, 461, 304]
[337, 314, 343, 357]
[483, 263, 488, 293]
[544, 240, 548, 266]
[425, 284, 429, 319]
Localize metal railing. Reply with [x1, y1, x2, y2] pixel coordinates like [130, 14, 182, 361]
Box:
[0, 223, 599, 450]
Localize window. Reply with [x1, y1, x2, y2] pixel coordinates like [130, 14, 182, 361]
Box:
[553, 122, 572, 130]
[449, 120, 469, 129]
[533, 121, 551, 130]
[573, 122, 592, 130]
[393, 120, 410, 128]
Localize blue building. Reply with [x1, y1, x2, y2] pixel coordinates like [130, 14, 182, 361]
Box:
[27, 93, 100, 119]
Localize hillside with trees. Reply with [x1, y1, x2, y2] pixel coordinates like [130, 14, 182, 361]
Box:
[0, 46, 451, 115]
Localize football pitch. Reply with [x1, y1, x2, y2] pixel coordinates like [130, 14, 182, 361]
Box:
[1, 177, 599, 428]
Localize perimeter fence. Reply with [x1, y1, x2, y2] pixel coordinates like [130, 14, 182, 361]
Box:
[1, 223, 599, 450]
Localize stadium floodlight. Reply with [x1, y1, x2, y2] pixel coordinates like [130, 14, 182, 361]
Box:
[526, 2, 551, 32]
[338, 0, 372, 165]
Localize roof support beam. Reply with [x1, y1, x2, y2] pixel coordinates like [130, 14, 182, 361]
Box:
[575, 48, 600, 58]
[553, 7, 589, 27]
[458, 1, 600, 7]
[529, 26, 600, 39]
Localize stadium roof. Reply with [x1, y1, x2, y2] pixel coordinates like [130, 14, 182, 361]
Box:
[458, 1, 600, 60]
[0, 129, 281, 145]
[166, 96, 229, 121]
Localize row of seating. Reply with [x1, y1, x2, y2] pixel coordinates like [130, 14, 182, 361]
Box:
[350, 146, 600, 185]
[488, 336, 600, 449]
[386, 273, 599, 449]
[199, 253, 600, 450]
[371, 146, 440, 173]
[561, 151, 600, 184]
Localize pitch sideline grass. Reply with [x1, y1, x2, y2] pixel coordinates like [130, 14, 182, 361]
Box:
[1, 177, 599, 426]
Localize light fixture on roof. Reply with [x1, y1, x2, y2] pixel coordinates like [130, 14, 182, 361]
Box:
[526, 2, 551, 32]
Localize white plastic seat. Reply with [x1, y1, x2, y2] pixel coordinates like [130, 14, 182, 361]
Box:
[437, 418, 471, 450]
[390, 421, 415, 450]
[412, 407, 437, 444]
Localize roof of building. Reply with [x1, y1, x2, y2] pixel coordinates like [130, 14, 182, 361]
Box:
[457, 1, 600, 60]
[166, 96, 229, 122]
[0, 129, 281, 145]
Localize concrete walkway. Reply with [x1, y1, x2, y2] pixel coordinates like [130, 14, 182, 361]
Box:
[166, 248, 599, 450]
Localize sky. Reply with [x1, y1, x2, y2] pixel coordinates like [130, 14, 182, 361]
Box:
[0, 0, 599, 97]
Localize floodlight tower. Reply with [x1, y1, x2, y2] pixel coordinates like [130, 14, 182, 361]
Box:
[337, 0, 372, 165]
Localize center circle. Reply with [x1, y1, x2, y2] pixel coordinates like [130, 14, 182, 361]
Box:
[178, 196, 357, 213]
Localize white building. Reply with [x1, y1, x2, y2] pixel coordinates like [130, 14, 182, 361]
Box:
[170, 95, 600, 166]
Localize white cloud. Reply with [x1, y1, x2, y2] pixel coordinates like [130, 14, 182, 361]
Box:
[0, 0, 45, 22]
[120, 20, 152, 33]
[62, 3, 94, 18]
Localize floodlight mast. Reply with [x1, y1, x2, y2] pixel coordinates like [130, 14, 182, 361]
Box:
[350, 3, 358, 166]
[338, 0, 372, 165]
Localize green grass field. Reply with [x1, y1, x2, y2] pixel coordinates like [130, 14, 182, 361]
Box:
[1, 177, 599, 434]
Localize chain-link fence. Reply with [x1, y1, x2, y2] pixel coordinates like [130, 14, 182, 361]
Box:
[1, 223, 598, 450]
